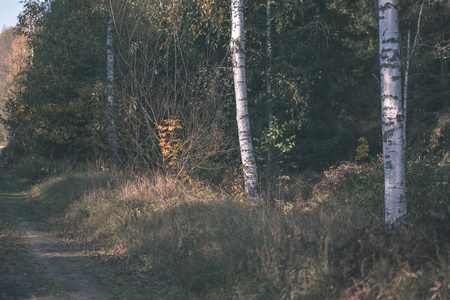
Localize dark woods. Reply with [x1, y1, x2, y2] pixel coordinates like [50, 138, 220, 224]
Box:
[2, 0, 449, 182]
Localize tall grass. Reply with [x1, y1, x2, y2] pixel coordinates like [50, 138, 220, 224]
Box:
[27, 154, 449, 299]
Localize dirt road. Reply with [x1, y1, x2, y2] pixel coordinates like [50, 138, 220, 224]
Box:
[0, 173, 114, 300]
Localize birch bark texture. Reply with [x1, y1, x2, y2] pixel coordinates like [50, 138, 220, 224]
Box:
[378, 0, 406, 226]
[107, 6, 119, 166]
[230, 0, 259, 202]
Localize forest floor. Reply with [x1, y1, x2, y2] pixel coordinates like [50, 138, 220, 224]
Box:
[0, 171, 114, 299]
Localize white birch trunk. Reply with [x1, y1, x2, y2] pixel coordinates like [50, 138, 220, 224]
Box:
[379, 0, 406, 226]
[230, 0, 259, 202]
[107, 7, 119, 166]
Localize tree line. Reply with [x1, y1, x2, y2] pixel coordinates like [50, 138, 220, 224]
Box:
[0, 0, 449, 226]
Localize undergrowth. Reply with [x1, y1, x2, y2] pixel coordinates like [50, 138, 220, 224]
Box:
[25, 152, 450, 299]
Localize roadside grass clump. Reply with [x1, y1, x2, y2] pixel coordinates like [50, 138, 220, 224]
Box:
[284, 152, 449, 222]
[28, 170, 117, 221]
[405, 151, 450, 222]
[11, 155, 77, 183]
[25, 151, 449, 299]
[59, 174, 381, 298]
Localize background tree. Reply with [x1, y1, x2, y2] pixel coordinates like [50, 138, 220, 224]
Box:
[265, 0, 273, 186]
[13, 0, 107, 159]
[3, 33, 31, 153]
[0, 27, 16, 144]
[107, 2, 118, 166]
[402, 1, 423, 149]
[399, 0, 450, 151]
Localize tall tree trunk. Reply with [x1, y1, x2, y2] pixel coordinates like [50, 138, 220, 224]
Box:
[379, 0, 406, 226]
[403, 29, 410, 150]
[441, 57, 448, 90]
[266, 0, 273, 188]
[230, 0, 259, 202]
[107, 6, 118, 166]
[403, 1, 423, 149]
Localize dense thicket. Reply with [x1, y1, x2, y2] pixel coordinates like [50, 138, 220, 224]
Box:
[3, 0, 449, 184]
[0, 27, 16, 144]
[12, 0, 107, 158]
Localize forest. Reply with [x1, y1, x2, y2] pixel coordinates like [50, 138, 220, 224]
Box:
[0, 0, 449, 298]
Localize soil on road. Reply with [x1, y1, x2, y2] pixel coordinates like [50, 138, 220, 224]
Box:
[0, 172, 114, 300]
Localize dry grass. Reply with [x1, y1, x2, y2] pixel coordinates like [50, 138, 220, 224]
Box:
[25, 154, 450, 299]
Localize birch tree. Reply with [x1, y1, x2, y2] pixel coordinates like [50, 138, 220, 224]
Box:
[107, 4, 119, 166]
[230, 0, 259, 202]
[378, 0, 406, 226]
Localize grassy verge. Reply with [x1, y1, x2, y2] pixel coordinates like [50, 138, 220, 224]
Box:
[20, 153, 450, 299]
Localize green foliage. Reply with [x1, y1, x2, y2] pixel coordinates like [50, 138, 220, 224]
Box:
[355, 136, 369, 162]
[0, 27, 16, 144]
[255, 117, 296, 169]
[3, 0, 448, 184]
[405, 151, 450, 221]
[284, 149, 449, 224]
[400, 0, 450, 148]
[10, 0, 107, 159]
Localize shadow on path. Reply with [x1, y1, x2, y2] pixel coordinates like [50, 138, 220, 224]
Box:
[0, 171, 113, 300]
